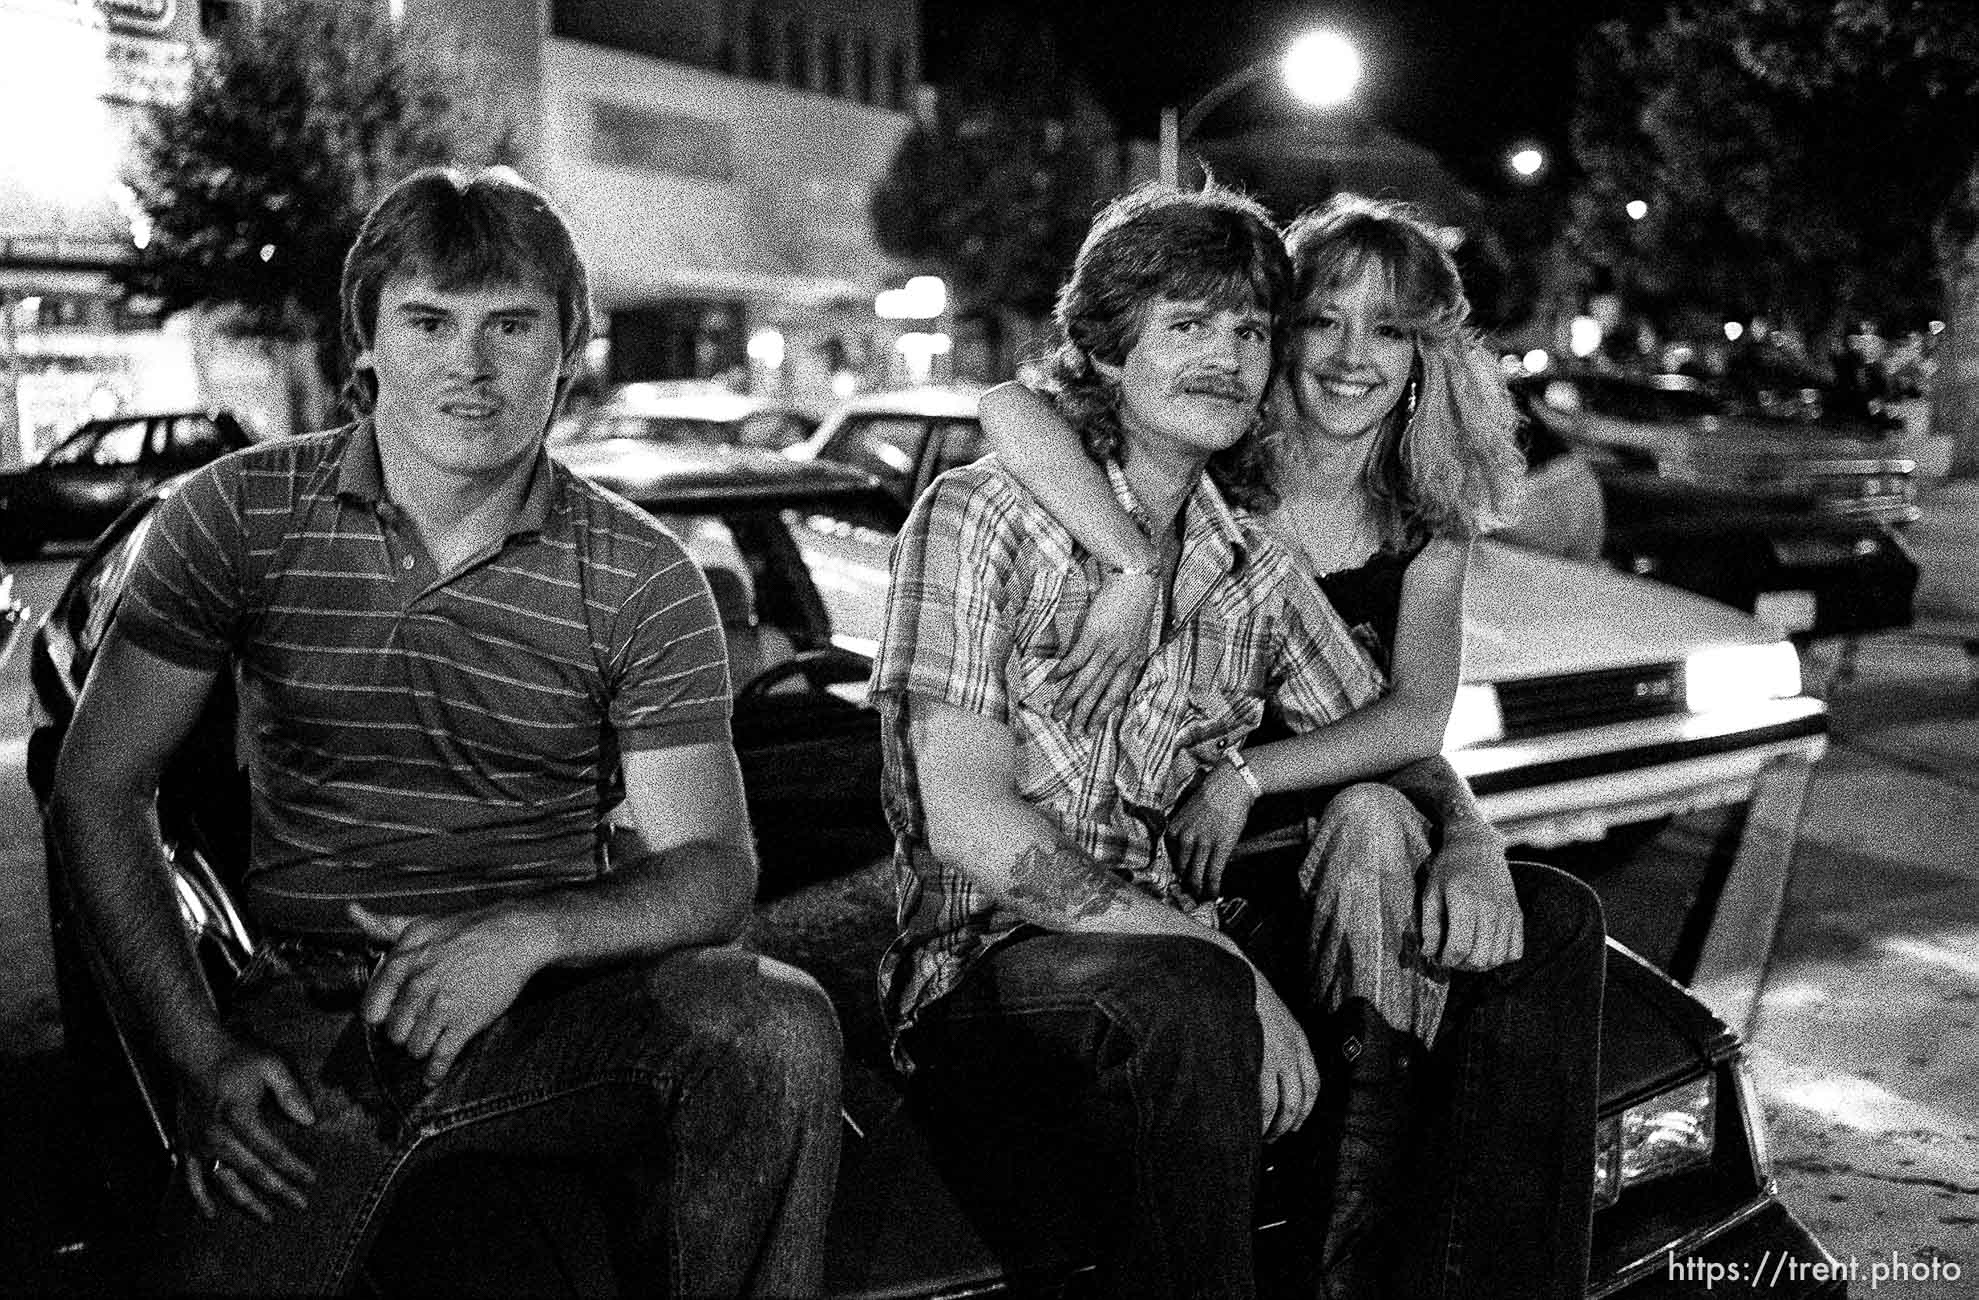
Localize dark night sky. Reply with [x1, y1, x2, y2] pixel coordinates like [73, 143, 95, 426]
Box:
[922, 0, 1652, 187]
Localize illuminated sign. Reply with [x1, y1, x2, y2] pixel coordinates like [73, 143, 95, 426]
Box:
[98, 0, 175, 34]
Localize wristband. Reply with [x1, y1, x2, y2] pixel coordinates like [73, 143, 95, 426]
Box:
[1221, 746, 1263, 798]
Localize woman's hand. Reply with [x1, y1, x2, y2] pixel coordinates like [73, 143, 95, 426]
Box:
[1170, 760, 1259, 899]
[1050, 571, 1158, 732]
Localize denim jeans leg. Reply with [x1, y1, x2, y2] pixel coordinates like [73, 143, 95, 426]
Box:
[904, 930, 1264, 1300]
[157, 944, 842, 1297]
[153, 959, 415, 1296]
[1399, 861, 1606, 1300]
[418, 945, 843, 1298]
[1298, 782, 1452, 1046]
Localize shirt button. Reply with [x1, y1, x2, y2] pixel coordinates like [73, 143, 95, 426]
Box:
[401, 555, 416, 571]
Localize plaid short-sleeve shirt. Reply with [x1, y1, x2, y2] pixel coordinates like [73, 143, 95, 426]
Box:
[871, 457, 1383, 1050]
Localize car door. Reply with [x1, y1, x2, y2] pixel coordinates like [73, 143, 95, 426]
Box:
[43, 417, 152, 539]
[152, 414, 233, 481]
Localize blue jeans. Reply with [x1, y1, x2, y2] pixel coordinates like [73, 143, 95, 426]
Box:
[156, 941, 843, 1296]
[901, 838, 1603, 1298]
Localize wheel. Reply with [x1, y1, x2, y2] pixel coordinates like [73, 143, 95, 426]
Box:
[736, 647, 872, 705]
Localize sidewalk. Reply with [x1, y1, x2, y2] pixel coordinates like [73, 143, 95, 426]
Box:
[1740, 478, 1979, 1296]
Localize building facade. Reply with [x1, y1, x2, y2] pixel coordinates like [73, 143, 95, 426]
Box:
[0, 0, 925, 462]
[0, 0, 210, 465]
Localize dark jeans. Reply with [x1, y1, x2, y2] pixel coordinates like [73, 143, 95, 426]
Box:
[156, 942, 843, 1297]
[901, 861, 1603, 1300]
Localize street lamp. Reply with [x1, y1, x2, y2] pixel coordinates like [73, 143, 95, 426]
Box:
[1159, 30, 1361, 188]
[1508, 144, 1547, 182]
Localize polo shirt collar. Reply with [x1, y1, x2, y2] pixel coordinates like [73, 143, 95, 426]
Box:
[335, 418, 557, 538]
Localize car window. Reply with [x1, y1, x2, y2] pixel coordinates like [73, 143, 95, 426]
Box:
[166, 416, 229, 462]
[646, 509, 818, 650]
[47, 418, 147, 467]
[602, 415, 736, 446]
[928, 419, 986, 479]
[818, 416, 927, 487]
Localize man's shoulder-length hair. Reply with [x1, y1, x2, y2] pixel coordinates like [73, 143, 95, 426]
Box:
[338, 165, 593, 415]
[1036, 182, 1292, 512]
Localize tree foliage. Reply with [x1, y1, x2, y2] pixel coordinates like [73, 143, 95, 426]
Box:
[115, 0, 512, 395]
[869, 16, 1118, 355]
[1567, 0, 1979, 342]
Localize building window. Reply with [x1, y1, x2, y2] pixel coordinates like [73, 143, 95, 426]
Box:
[889, 45, 909, 110]
[591, 103, 735, 184]
[748, 10, 775, 81]
[784, 18, 807, 89]
[200, 0, 244, 32]
[821, 31, 843, 98]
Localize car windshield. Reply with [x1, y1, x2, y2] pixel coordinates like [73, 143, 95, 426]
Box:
[582, 415, 740, 446]
[45, 418, 147, 467]
[821, 415, 926, 484]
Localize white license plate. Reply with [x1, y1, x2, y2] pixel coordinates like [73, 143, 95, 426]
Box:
[1754, 590, 1818, 633]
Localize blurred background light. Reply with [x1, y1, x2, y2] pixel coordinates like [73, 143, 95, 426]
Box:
[1281, 31, 1361, 108]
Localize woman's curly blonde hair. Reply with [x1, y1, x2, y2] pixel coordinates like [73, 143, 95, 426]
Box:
[1274, 194, 1524, 548]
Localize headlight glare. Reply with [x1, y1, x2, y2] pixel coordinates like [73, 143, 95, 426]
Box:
[1683, 641, 1802, 713]
[1593, 1075, 1717, 1210]
[1442, 684, 1504, 750]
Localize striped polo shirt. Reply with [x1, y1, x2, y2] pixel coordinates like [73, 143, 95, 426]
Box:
[117, 422, 730, 934]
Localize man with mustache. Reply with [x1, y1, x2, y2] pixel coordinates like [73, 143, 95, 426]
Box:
[51, 166, 840, 1295]
[871, 184, 1602, 1298]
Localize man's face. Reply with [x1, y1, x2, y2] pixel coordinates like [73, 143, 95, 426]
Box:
[1106, 294, 1273, 460]
[358, 271, 569, 485]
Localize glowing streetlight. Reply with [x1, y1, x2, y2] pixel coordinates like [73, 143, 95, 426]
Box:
[1625, 199, 1649, 221]
[1508, 145, 1547, 181]
[1160, 30, 1362, 188]
[1281, 32, 1362, 109]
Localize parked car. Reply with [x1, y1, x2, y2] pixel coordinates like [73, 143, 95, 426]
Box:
[1513, 371, 1918, 639]
[30, 443, 1842, 1296]
[0, 410, 253, 559]
[0, 561, 25, 669]
[796, 386, 1831, 852]
[552, 380, 816, 451]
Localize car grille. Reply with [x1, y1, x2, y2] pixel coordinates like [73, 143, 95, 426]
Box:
[1497, 663, 1685, 736]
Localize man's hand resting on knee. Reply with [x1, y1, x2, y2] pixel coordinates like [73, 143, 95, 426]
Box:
[353, 902, 558, 1087]
[179, 1036, 318, 1222]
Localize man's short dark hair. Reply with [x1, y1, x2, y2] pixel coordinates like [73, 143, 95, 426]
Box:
[339, 166, 593, 414]
[1037, 183, 1292, 510]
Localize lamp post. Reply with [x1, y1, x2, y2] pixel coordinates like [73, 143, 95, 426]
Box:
[1158, 30, 1361, 188]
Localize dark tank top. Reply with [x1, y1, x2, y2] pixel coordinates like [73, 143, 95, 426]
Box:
[1313, 542, 1425, 676]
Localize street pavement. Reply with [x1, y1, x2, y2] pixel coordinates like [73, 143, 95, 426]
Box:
[2, 487, 1976, 1294]
[1740, 480, 1979, 1297]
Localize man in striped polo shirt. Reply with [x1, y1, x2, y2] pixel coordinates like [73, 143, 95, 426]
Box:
[52, 167, 841, 1295]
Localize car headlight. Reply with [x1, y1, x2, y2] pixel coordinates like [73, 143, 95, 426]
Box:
[1593, 1075, 1716, 1210]
[1442, 684, 1504, 749]
[1682, 641, 1802, 714]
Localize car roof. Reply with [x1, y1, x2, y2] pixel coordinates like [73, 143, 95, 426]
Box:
[72, 410, 236, 427]
[601, 382, 767, 422]
[553, 439, 893, 514]
[826, 385, 986, 420]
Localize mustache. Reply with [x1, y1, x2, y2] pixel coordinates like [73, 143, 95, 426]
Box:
[1180, 377, 1253, 401]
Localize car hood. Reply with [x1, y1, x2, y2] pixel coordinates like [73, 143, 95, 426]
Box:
[1462, 540, 1777, 685]
[1599, 942, 1736, 1111]
[555, 438, 884, 506]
